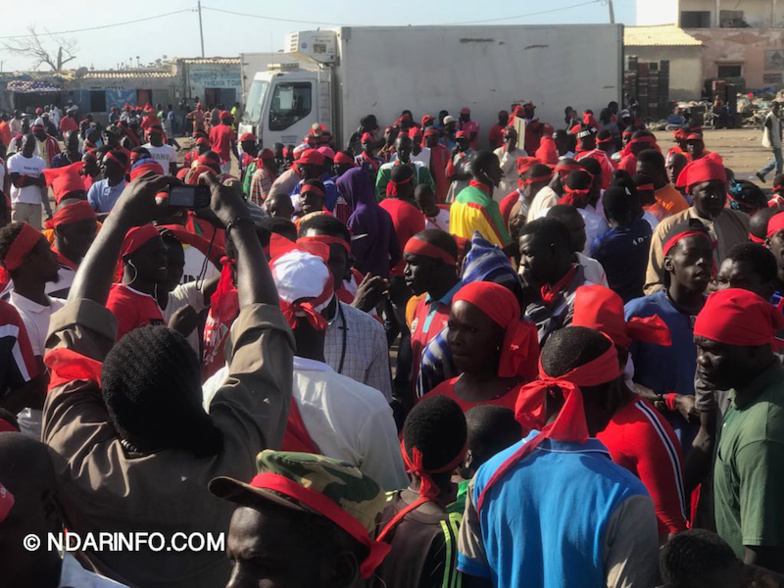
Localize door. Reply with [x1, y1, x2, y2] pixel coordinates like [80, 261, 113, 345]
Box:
[137, 89, 152, 108]
[204, 88, 221, 108]
[267, 80, 315, 145]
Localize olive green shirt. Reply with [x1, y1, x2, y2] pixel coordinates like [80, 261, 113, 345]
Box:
[714, 361, 784, 558]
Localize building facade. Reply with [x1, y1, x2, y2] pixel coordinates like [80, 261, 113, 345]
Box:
[637, 0, 784, 90]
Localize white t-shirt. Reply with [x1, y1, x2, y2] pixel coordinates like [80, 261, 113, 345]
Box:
[162, 282, 207, 354]
[7, 153, 45, 205]
[142, 143, 177, 175]
[425, 208, 450, 232]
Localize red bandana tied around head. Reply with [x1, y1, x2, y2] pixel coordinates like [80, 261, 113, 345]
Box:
[301, 184, 326, 199]
[104, 150, 129, 171]
[210, 257, 239, 324]
[767, 212, 784, 238]
[676, 152, 725, 192]
[333, 151, 355, 166]
[403, 235, 457, 266]
[475, 337, 621, 512]
[246, 473, 390, 579]
[297, 149, 326, 167]
[42, 162, 86, 204]
[555, 162, 581, 181]
[453, 282, 540, 378]
[540, 265, 577, 306]
[130, 159, 164, 181]
[120, 224, 160, 258]
[0, 482, 14, 523]
[45, 200, 96, 230]
[662, 229, 713, 258]
[297, 234, 351, 256]
[694, 288, 784, 346]
[560, 187, 591, 207]
[516, 156, 538, 177]
[4, 224, 41, 271]
[387, 173, 413, 197]
[571, 285, 671, 348]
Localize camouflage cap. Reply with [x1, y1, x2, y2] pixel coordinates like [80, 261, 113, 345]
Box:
[209, 450, 387, 535]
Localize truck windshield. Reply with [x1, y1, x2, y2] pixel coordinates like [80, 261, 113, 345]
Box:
[269, 82, 312, 131]
[244, 80, 269, 124]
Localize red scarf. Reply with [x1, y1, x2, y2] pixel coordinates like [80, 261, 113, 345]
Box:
[468, 179, 492, 197]
[540, 265, 577, 306]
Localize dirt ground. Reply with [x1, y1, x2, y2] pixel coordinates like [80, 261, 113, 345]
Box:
[657, 127, 774, 184]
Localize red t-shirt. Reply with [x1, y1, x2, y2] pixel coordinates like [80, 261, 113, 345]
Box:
[106, 284, 165, 341]
[379, 198, 426, 276]
[488, 123, 505, 150]
[428, 377, 522, 413]
[209, 124, 237, 163]
[596, 397, 687, 538]
[410, 291, 456, 386]
[59, 117, 79, 134]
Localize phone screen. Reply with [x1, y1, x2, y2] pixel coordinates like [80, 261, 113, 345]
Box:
[168, 186, 196, 208]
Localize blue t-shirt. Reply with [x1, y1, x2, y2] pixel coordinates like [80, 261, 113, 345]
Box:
[590, 218, 652, 302]
[87, 178, 128, 213]
[458, 432, 650, 588]
[625, 289, 703, 444]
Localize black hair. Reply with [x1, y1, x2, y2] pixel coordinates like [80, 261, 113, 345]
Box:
[596, 128, 612, 142]
[101, 326, 223, 458]
[394, 134, 412, 148]
[519, 218, 572, 251]
[631, 130, 654, 141]
[602, 186, 640, 224]
[414, 183, 435, 197]
[527, 163, 552, 181]
[0, 222, 27, 267]
[725, 243, 777, 284]
[390, 164, 414, 183]
[403, 395, 467, 471]
[254, 216, 297, 247]
[410, 228, 458, 260]
[565, 169, 592, 191]
[749, 206, 778, 241]
[660, 529, 738, 587]
[160, 230, 184, 253]
[663, 219, 711, 259]
[546, 204, 582, 225]
[636, 148, 666, 170]
[298, 213, 351, 244]
[541, 326, 611, 377]
[465, 406, 522, 466]
[610, 169, 635, 192]
[578, 157, 601, 183]
[468, 150, 499, 178]
[729, 180, 767, 212]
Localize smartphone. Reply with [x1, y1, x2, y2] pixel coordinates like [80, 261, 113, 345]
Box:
[168, 185, 211, 209]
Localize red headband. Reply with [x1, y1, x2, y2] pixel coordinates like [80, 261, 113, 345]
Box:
[560, 187, 591, 207]
[767, 212, 784, 237]
[474, 338, 621, 511]
[629, 135, 657, 147]
[454, 282, 539, 379]
[516, 156, 538, 176]
[130, 159, 164, 182]
[523, 171, 552, 186]
[662, 230, 712, 257]
[596, 135, 614, 144]
[403, 236, 457, 266]
[4, 224, 41, 271]
[301, 185, 325, 199]
[572, 285, 671, 349]
[387, 173, 413, 197]
[694, 288, 784, 346]
[333, 152, 355, 166]
[297, 234, 351, 256]
[248, 473, 390, 579]
[750, 233, 766, 244]
[120, 224, 160, 258]
[104, 151, 128, 170]
[46, 201, 96, 230]
[635, 182, 655, 192]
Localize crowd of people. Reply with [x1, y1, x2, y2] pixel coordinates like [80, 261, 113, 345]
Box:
[0, 95, 783, 588]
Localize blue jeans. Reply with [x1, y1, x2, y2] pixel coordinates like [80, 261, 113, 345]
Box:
[759, 147, 783, 178]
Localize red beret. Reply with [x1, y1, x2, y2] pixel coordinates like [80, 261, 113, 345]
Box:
[676, 153, 726, 191]
[298, 149, 325, 166]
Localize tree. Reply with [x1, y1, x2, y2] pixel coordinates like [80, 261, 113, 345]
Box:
[1, 26, 79, 71]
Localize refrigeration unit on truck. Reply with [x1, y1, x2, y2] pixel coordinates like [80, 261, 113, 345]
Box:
[239, 25, 623, 149]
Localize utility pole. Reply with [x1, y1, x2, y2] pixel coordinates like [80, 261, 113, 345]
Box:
[198, 1, 205, 58]
[607, 0, 616, 23]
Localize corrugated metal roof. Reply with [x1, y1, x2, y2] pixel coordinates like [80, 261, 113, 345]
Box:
[625, 25, 704, 47]
[81, 70, 176, 79]
[180, 57, 240, 65]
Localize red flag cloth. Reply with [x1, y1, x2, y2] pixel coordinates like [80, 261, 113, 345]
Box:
[0, 482, 14, 523]
[571, 285, 671, 348]
[210, 257, 239, 325]
[44, 347, 103, 390]
[281, 397, 321, 454]
[120, 224, 160, 258]
[403, 235, 457, 266]
[45, 200, 96, 230]
[694, 288, 784, 346]
[4, 224, 41, 271]
[475, 337, 621, 512]
[676, 152, 725, 191]
[453, 282, 540, 379]
[42, 162, 86, 204]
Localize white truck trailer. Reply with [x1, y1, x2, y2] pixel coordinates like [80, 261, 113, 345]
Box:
[239, 25, 623, 149]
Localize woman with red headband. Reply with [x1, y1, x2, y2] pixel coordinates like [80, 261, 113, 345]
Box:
[457, 326, 658, 587]
[429, 281, 538, 412]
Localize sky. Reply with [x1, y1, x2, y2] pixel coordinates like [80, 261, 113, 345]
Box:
[0, 0, 636, 72]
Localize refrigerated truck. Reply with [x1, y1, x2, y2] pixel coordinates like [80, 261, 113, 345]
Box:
[239, 25, 624, 149]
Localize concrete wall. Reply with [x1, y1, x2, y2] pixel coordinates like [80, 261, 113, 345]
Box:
[688, 28, 784, 89]
[180, 62, 241, 105]
[626, 45, 704, 100]
[639, 0, 784, 28]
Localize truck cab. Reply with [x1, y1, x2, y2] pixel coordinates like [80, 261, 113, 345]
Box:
[239, 31, 336, 148]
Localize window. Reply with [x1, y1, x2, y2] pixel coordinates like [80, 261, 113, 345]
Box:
[717, 65, 742, 78]
[720, 10, 748, 28]
[681, 11, 711, 28]
[90, 90, 106, 112]
[244, 80, 269, 124]
[269, 82, 312, 131]
[764, 73, 783, 85]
